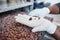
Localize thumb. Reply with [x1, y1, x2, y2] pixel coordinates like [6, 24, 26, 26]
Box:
[32, 26, 46, 32]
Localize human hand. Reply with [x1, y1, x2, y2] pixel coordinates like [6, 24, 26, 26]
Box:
[15, 14, 57, 34]
[29, 7, 50, 18]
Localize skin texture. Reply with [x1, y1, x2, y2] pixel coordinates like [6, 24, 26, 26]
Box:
[48, 5, 59, 14]
[53, 27, 60, 40]
[48, 5, 60, 40]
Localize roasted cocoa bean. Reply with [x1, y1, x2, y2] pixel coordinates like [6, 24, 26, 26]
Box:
[0, 12, 44, 40]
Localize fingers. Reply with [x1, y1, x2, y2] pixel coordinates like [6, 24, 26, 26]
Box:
[15, 14, 28, 24]
[14, 14, 34, 27]
[15, 16, 26, 23]
[17, 14, 32, 20]
[17, 14, 23, 17]
[14, 14, 42, 28]
[15, 14, 23, 19]
[32, 26, 46, 32]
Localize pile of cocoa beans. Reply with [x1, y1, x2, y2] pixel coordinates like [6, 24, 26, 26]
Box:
[0, 12, 44, 40]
